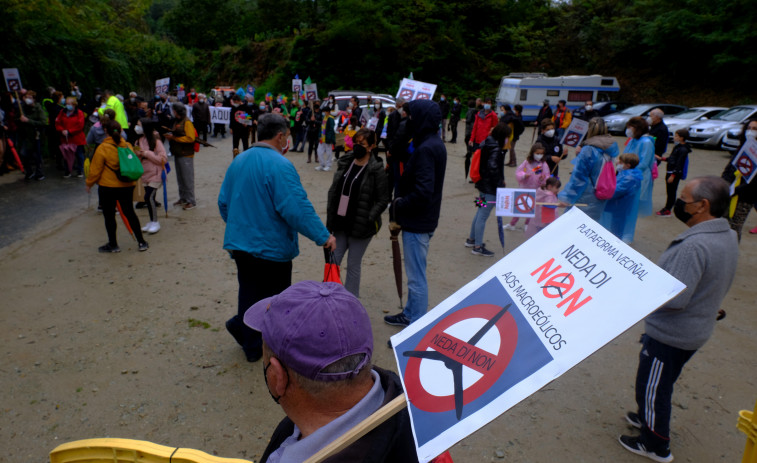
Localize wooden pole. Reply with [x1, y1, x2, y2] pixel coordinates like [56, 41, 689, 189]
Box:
[303, 394, 408, 463]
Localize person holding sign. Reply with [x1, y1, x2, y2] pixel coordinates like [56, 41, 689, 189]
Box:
[504, 142, 550, 232]
[721, 118, 757, 240]
[619, 176, 738, 463]
[16, 90, 47, 181]
[557, 117, 619, 220]
[244, 281, 417, 463]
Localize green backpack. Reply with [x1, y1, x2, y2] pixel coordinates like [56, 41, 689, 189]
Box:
[114, 146, 144, 181]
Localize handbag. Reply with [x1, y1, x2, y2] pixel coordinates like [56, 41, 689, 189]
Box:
[323, 249, 342, 284]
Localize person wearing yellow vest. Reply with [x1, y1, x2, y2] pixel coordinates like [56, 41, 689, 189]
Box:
[98, 89, 129, 131]
[164, 102, 197, 209]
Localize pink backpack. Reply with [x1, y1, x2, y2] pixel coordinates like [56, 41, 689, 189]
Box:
[594, 154, 617, 200]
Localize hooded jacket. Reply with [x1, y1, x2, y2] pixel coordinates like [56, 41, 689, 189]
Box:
[475, 135, 505, 195]
[55, 108, 87, 146]
[260, 367, 418, 463]
[395, 99, 447, 233]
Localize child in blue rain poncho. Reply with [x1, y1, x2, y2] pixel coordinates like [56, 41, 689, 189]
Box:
[600, 152, 643, 243]
[557, 117, 619, 221]
[622, 117, 656, 217]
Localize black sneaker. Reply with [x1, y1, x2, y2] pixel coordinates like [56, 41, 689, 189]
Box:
[98, 243, 121, 253]
[135, 202, 147, 209]
[626, 411, 643, 429]
[464, 238, 476, 248]
[471, 245, 495, 257]
[384, 312, 411, 327]
[138, 241, 149, 252]
[618, 435, 673, 462]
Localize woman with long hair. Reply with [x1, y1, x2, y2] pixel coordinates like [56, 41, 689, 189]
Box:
[135, 117, 167, 234]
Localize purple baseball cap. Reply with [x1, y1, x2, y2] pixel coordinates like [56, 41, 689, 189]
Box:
[244, 281, 373, 382]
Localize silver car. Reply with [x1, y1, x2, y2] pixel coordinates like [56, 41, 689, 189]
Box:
[664, 107, 727, 142]
[604, 103, 687, 135]
[687, 105, 757, 149]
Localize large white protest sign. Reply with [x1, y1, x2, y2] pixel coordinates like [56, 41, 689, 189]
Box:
[391, 207, 685, 462]
[496, 187, 537, 217]
[560, 118, 590, 147]
[304, 83, 318, 101]
[186, 105, 230, 126]
[731, 138, 757, 184]
[292, 79, 302, 93]
[155, 77, 170, 95]
[3, 68, 23, 92]
[396, 78, 437, 102]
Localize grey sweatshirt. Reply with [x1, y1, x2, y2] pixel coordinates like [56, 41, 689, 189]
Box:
[645, 218, 738, 350]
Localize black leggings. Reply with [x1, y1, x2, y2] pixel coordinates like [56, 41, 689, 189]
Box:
[144, 186, 159, 222]
[98, 185, 145, 246]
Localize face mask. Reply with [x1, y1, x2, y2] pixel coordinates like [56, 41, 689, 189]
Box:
[199, 99, 205, 104]
[348, 102, 354, 109]
[353, 144, 368, 158]
[24, 98, 33, 105]
[135, 125, 144, 135]
[66, 104, 74, 112]
[625, 128, 635, 138]
[746, 129, 757, 140]
[60, 98, 65, 105]
[374, 104, 380, 110]
[130, 98, 136, 103]
[534, 154, 544, 161]
[191, 93, 195, 97]
[95, 94, 101, 101]
[233, 103, 239, 107]
[544, 129, 555, 138]
[454, 101, 459, 105]
[440, 97, 445, 101]
[646, 117, 654, 125]
[616, 164, 625, 171]
[281, 138, 290, 155]
[674, 139, 681, 145]
[585, 105, 593, 111]
[483, 104, 491, 111]
[673, 198, 694, 224]
[71, 91, 77, 96]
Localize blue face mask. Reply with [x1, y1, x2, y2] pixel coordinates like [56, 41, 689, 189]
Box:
[66, 104, 74, 112]
[483, 104, 491, 111]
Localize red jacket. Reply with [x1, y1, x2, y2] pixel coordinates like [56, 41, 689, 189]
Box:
[469, 110, 499, 145]
[55, 109, 86, 146]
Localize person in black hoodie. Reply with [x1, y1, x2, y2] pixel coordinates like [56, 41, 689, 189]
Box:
[656, 128, 692, 217]
[384, 99, 446, 328]
[438, 94, 450, 141]
[466, 123, 511, 257]
[245, 281, 418, 463]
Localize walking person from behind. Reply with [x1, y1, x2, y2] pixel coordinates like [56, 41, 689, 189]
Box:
[218, 113, 336, 362]
[619, 176, 738, 462]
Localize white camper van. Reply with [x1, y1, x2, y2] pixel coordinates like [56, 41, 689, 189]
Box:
[495, 73, 620, 122]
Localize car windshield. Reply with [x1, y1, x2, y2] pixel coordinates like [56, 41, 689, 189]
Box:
[618, 104, 654, 115]
[712, 107, 755, 122]
[670, 109, 707, 120]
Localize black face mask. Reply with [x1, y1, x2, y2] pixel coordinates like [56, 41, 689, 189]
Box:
[673, 198, 694, 224]
[353, 144, 368, 158]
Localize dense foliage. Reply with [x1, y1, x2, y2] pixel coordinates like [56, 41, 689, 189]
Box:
[2, 0, 754, 104]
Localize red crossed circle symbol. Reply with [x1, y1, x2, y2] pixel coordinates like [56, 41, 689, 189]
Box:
[736, 155, 753, 176]
[565, 132, 580, 145]
[514, 192, 535, 213]
[403, 304, 518, 413]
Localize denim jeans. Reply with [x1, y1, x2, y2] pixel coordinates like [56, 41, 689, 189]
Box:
[469, 193, 496, 247]
[402, 230, 433, 323]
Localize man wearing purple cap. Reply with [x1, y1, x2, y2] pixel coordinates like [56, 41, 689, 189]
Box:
[244, 281, 418, 462]
[219, 113, 336, 363]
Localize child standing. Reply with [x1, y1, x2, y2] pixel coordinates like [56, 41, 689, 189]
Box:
[135, 118, 167, 234]
[600, 152, 643, 243]
[316, 107, 335, 171]
[504, 142, 550, 231]
[527, 177, 562, 238]
[656, 128, 691, 216]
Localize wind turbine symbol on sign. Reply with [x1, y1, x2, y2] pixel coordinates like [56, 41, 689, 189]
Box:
[402, 304, 511, 420]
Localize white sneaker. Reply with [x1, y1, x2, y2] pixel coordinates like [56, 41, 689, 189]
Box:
[323, 167, 331, 171]
[503, 224, 516, 231]
[315, 166, 323, 171]
[148, 222, 161, 234]
[141, 222, 153, 232]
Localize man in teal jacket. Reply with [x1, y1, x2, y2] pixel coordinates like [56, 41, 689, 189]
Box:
[218, 113, 336, 362]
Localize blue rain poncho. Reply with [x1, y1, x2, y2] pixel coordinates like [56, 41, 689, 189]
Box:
[623, 136, 655, 216]
[600, 167, 643, 243]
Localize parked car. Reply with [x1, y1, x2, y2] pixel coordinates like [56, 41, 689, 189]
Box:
[664, 107, 728, 141]
[572, 101, 633, 120]
[324, 90, 396, 112]
[687, 105, 757, 149]
[604, 103, 688, 135]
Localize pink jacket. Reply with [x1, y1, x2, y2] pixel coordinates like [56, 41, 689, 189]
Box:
[515, 160, 549, 189]
[136, 135, 167, 183]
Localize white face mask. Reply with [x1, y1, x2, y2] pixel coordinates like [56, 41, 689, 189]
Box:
[617, 164, 625, 171]
[24, 98, 33, 105]
[544, 129, 555, 138]
[585, 105, 593, 111]
[646, 116, 654, 125]
[534, 154, 544, 161]
[135, 125, 144, 135]
[746, 129, 757, 140]
[625, 128, 635, 138]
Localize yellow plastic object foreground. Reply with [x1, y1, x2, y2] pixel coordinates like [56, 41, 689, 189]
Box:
[738, 401, 757, 463]
[50, 438, 253, 463]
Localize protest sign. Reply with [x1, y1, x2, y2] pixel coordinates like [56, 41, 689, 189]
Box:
[496, 188, 537, 217]
[396, 78, 437, 102]
[560, 118, 590, 147]
[731, 138, 757, 184]
[155, 77, 170, 95]
[391, 207, 685, 462]
[3, 68, 22, 92]
[246, 85, 255, 98]
[292, 79, 302, 93]
[187, 105, 230, 126]
[304, 83, 319, 101]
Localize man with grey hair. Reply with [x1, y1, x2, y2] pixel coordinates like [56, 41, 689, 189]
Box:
[245, 281, 417, 462]
[218, 114, 336, 363]
[648, 108, 668, 162]
[619, 176, 738, 462]
[164, 102, 197, 209]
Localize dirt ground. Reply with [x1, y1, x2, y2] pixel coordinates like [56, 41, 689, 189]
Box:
[1, 126, 755, 463]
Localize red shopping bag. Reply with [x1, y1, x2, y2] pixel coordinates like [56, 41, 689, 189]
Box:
[430, 450, 454, 463]
[323, 249, 342, 284]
